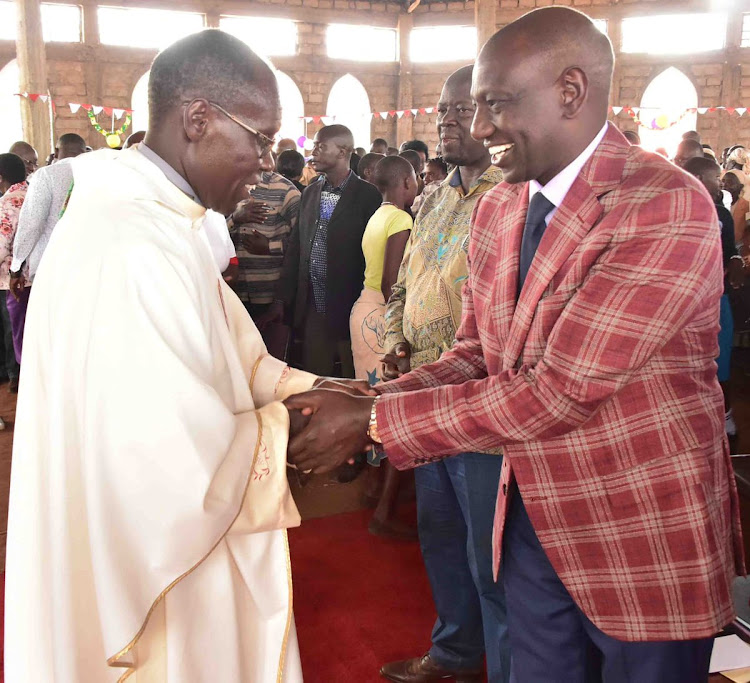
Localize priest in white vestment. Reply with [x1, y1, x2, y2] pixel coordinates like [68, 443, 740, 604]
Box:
[4, 31, 360, 682]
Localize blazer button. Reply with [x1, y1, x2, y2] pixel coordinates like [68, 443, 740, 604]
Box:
[502, 483, 507, 495]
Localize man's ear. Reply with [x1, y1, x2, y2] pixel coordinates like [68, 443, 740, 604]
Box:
[183, 99, 211, 142]
[559, 66, 588, 120]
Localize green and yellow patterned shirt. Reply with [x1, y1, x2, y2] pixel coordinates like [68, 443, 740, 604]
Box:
[384, 165, 503, 368]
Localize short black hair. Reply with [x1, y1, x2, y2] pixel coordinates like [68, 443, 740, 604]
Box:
[682, 130, 701, 142]
[399, 149, 422, 174]
[57, 133, 86, 149]
[276, 150, 305, 179]
[400, 139, 429, 158]
[0, 153, 27, 185]
[148, 29, 277, 128]
[371, 138, 388, 148]
[684, 156, 719, 177]
[386, 147, 399, 156]
[427, 157, 448, 176]
[358, 152, 384, 178]
[373, 155, 414, 193]
[318, 124, 354, 152]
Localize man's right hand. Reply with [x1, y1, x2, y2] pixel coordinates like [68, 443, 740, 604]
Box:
[255, 301, 284, 331]
[381, 342, 411, 380]
[9, 273, 25, 302]
[232, 199, 270, 226]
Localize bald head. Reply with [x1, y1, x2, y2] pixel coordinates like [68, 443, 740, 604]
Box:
[485, 8, 613, 99]
[471, 7, 614, 185]
[674, 139, 704, 168]
[148, 29, 279, 129]
[8, 141, 38, 176]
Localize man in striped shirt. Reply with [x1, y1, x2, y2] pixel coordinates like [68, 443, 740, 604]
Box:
[232, 170, 301, 320]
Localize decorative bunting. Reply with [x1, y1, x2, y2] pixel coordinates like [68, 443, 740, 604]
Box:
[69, 103, 81, 114]
[737, 108, 747, 117]
[611, 106, 622, 115]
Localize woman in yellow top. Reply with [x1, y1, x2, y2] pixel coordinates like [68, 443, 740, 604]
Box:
[350, 155, 417, 539]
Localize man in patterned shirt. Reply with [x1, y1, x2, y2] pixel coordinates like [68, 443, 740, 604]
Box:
[379, 66, 510, 683]
[272, 124, 381, 376]
[230, 170, 301, 321]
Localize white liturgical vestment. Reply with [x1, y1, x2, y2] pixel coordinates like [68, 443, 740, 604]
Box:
[4, 147, 316, 682]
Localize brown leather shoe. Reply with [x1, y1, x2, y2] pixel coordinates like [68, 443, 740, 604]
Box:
[380, 653, 482, 682]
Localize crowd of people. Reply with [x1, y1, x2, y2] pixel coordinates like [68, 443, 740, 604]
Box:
[1, 6, 749, 682]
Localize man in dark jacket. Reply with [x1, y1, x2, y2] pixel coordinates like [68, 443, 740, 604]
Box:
[268, 124, 381, 376]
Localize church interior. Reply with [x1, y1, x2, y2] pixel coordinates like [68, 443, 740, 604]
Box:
[1, 0, 750, 680]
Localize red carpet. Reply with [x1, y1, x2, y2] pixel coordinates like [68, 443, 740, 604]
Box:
[289, 507, 436, 682]
[0, 509, 434, 683]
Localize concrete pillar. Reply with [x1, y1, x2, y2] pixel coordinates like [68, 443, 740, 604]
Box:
[475, 0, 496, 54]
[14, 0, 52, 160]
[396, 13, 413, 145]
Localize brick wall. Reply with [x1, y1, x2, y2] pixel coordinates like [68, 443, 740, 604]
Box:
[0, 0, 749, 153]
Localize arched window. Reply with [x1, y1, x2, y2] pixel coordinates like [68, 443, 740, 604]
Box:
[638, 68, 698, 158]
[275, 71, 304, 146]
[0, 60, 23, 154]
[326, 74, 371, 149]
[131, 70, 150, 134]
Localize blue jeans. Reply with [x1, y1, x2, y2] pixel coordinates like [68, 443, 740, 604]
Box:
[415, 452, 510, 682]
[503, 484, 714, 682]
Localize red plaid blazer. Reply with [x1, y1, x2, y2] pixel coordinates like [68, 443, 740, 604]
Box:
[377, 124, 744, 641]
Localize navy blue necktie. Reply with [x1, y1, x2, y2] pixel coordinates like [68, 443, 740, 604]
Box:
[518, 192, 555, 294]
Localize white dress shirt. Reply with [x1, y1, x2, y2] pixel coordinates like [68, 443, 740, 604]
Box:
[11, 157, 74, 277]
[528, 122, 609, 226]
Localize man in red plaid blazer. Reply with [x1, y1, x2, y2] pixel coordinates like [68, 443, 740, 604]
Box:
[286, 7, 745, 681]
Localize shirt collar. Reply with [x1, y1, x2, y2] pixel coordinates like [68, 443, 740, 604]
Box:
[528, 122, 609, 210]
[447, 165, 503, 197]
[6, 181, 27, 195]
[322, 169, 353, 192]
[138, 143, 202, 205]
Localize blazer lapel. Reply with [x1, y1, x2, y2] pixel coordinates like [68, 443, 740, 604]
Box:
[302, 178, 324, 252]
[503, 125, 628, 369]
[328, 174, 357, 228]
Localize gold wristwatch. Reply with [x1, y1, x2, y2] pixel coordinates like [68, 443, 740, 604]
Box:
[367, 397, 382, 444]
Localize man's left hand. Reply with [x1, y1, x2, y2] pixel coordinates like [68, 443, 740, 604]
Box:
[728, 258, 745, 290]
[9, 273, 25, 302]
[283, 390, 374, 473]
[241, 230, 271, 255]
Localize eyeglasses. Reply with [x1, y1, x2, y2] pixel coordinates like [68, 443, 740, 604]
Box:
[207, 101, 276, 157]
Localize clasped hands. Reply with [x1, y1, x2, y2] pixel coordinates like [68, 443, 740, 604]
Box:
[283, 342, 412, 473]
[284, 378, 377, 473]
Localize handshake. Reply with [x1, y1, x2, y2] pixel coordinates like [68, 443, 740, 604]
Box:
[283, 378, 379, 474]
[282, 343, 412, 473]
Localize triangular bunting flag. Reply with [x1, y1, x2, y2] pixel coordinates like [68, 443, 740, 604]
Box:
[28, 94, 39, 102]
[373, 112, 381, 119]
[737, 108, 747, 117]
[708, 107, 717, 113]
[388, 110, 397, 117]
[321, 116, 334, 125]
[630, 107, 639, 115]
[69, 103, 81, 113]
[113, 109, 125, 118]
[611, 106, 622, 115]
[39, 95, 48, 103]
[103, 106, 113, 116]
[396, 111, 405, 118]
[312, 116, 321, 124]
[93, 105, 103, 115]
[380, 112, 389, 119]
[697, 107, 708, 114]
[725, 107, 735, 114]
[418, 108, 426, 115]
[304, 117, 313, 123]
[426, 107, 434, 114]
[411, 109, 418, 116]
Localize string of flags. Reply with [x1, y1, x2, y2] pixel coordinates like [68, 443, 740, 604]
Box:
[15, 93, 133, 118]
[15, 92, 750, 134]
[299, 107, 436, 125]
